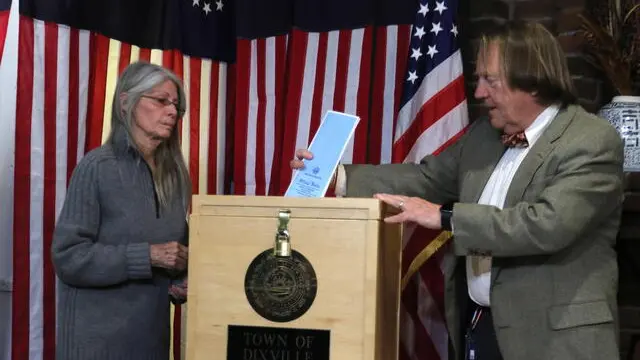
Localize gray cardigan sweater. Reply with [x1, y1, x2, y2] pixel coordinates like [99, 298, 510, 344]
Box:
[52, 130, 188, 360]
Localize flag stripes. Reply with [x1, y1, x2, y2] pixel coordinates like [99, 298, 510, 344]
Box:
[402, 102, 468, 163]
[5, 6, 467, 360]
[0, 8, 9, 65]
[274, 28, 390, 195]
[399, 224, 450, 360]
[13, 16, 91, 360]
[393, 2, 469, 358]
[42, 21, 58, 360]
[84, 34, 108, 152]
[369, 25, 412, 165]
[393, 51, 465, 161]
[209, 61, 228, 195]
[233, 35, 288, 195]
[10, 16, 229, 358]
[13, 17, 35, 360]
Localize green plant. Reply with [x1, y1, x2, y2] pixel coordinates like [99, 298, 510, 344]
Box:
[579, 0, 640, 96]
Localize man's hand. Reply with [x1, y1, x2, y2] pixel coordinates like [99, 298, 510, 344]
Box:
[374, 193, 442, 229]
[290, 149, 338, 189]
[290, 149, 313, 170]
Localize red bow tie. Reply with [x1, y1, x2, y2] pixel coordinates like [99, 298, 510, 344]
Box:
[501, 132, 529, 148]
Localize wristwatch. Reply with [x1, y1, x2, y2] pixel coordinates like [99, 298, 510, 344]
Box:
[440, 202, 454, 231]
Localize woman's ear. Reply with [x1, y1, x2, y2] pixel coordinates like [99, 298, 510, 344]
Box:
[119, 93, 128, 108]
[119, 93, 128, 117]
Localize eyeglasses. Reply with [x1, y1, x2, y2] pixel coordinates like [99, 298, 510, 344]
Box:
[141, 95, 185, 117]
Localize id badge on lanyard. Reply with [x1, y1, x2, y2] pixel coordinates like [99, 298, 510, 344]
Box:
[465, 308, 483, 360]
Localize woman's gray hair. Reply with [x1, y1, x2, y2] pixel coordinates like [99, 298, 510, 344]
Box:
[107, 61, 191, 212]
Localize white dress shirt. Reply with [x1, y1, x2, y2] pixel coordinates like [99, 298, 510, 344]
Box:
[467, 105, 559, 306]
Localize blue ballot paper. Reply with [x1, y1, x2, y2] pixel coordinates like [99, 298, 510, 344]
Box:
[285, 111, 360, 197]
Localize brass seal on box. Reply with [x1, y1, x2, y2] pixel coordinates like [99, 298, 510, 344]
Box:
[244, 210, 318, 322]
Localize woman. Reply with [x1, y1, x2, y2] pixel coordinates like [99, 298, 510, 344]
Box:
[52, 61, 191, 360]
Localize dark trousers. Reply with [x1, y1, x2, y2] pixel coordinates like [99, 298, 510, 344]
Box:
[463, 303, 503, 360]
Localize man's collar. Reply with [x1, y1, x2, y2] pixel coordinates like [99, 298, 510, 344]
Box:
[523, 104, 561, 147]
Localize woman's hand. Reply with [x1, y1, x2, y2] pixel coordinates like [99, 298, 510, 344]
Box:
[169, 278, 188, 300]
[150, 241, 188, 271]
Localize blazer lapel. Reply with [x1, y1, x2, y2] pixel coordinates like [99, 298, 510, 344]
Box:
[502, 139, 552, 206]
[503, 105, 578, 206]
[491, 106, 576, 285]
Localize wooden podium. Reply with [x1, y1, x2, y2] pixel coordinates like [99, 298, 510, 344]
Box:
[185, 195, 403, 360]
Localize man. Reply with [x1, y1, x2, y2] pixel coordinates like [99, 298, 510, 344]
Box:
[291, 21, 624, 360]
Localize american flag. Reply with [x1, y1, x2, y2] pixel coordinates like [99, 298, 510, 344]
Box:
[393, 0, 468, 359]
[0, 0, 467, 359]
[0, 0, 9, 65]
[1, 1, 231, 359]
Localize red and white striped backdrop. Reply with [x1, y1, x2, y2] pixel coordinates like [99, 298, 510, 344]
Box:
[233, 26, 414, 197]
[1, 6, 467, 360]
[394, 50, 468, 360]
[232, 34, 288, 196]
[0, 7, 9, 65]
[11, 18, 91, 360]
[5, 13, 230, 359]
[395, 53, 468, 360]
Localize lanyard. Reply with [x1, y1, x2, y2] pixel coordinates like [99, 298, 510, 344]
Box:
[470, 307, 483, 332]
[465, 308, 484, 360]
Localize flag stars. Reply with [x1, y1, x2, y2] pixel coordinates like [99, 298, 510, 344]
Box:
[430, 22, 443, 36]
[451, 24, 458, 37]
[426, 45, 439, 58]
[410, 48, 423, 61]
[203, 2, 212, 14]
[215, 0, 224, 11]
[434, 1, 447, 15]
[192, 0, 200, 6]
[418, 3, 429, 16]
[414, 26, 426, 40]
[407, 71, 419, 84]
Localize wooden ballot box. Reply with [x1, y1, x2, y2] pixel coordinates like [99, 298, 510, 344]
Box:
[185, 195, 403, 360]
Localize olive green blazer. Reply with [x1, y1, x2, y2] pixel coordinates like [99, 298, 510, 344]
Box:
[344, 104, 624, 360]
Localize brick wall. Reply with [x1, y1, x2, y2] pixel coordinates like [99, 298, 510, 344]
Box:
[459, 0, 640, 358]
[460, 0, 612, 119]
